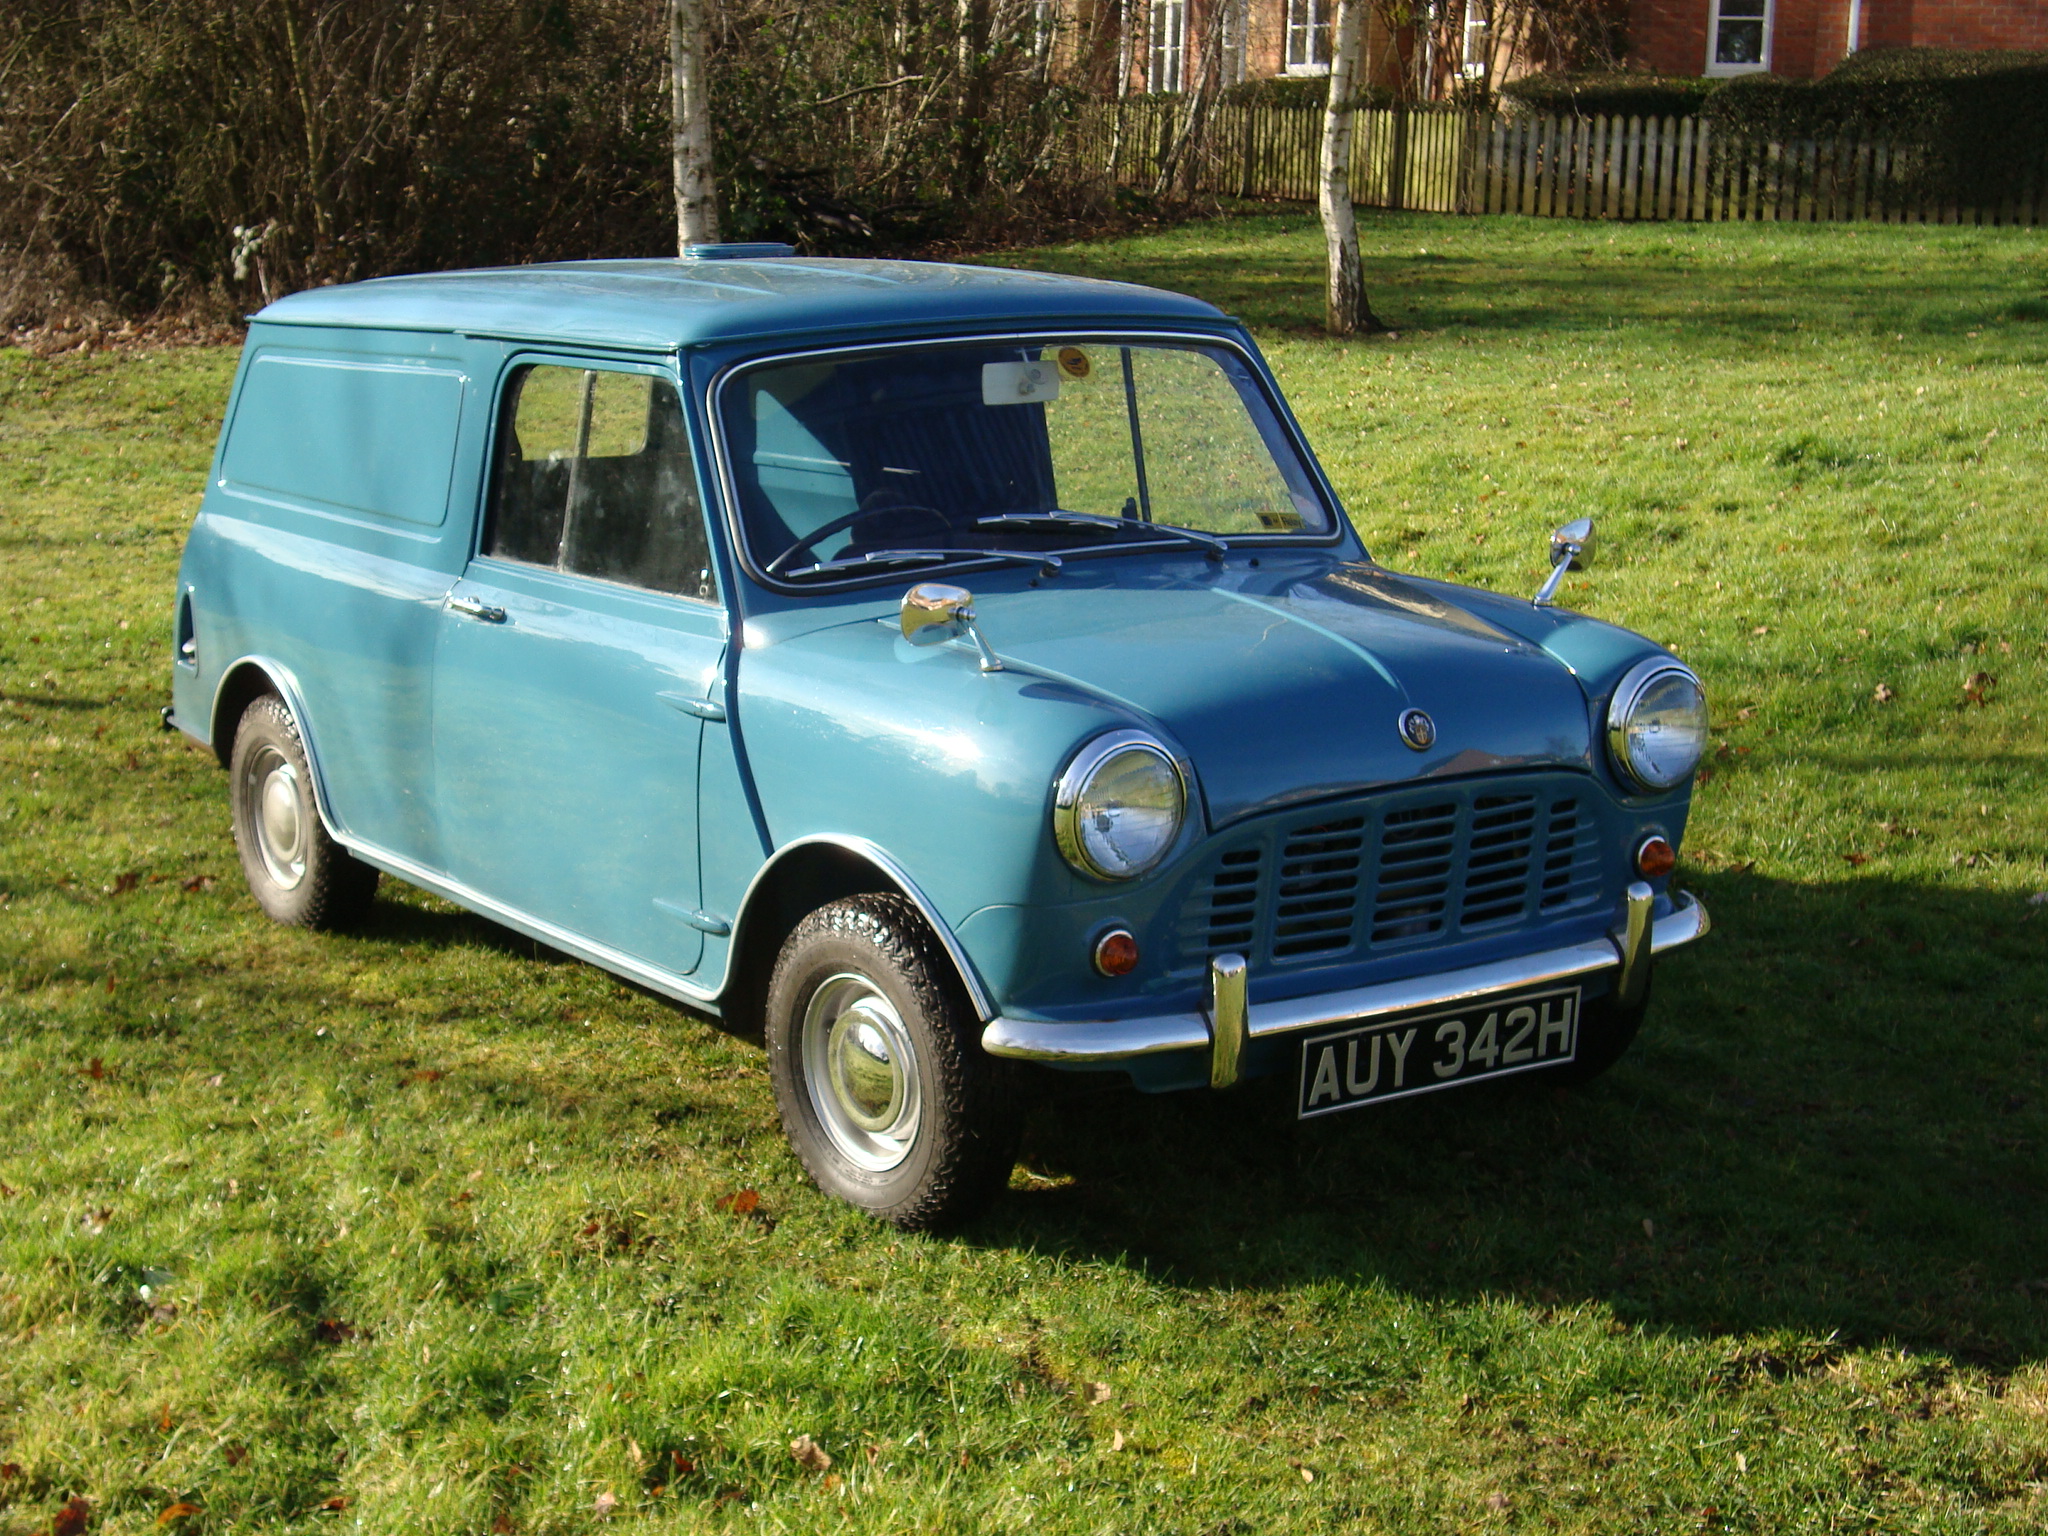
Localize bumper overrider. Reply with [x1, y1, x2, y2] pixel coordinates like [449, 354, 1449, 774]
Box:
[980, 882, 1709, 1088]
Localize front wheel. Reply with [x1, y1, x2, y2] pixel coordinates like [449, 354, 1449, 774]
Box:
[765, 895, 1022, 1230]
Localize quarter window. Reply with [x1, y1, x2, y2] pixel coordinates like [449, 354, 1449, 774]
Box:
[484, 364, 714, 601]
[1707, 0, 1770, 74]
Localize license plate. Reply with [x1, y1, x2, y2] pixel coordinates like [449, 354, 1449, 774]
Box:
[1297, 985, 1581, 1119]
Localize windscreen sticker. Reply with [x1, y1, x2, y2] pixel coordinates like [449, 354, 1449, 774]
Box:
[1055, 346, 1092, 380]
[982, 360, 1061, 406]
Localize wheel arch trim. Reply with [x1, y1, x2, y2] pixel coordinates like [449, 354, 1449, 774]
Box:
[209, 656, 346, 841]
[725, 834, 998, 1021]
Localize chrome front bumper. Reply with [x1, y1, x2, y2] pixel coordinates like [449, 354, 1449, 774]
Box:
[981, 885, 1709, 1085]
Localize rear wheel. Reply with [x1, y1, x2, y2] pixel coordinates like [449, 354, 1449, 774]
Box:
[228, 694, 379, 929]
[765, 895, 1021, 1230]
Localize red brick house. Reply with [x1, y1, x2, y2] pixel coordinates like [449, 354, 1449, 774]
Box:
[1628, 0, 2048, 80]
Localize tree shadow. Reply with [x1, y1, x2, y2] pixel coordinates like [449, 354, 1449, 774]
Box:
[977, 868, 2048, 1367]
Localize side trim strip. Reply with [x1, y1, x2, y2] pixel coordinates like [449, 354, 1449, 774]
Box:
[983, 891, 1708, 1066]
[338, 839, 720, 1006]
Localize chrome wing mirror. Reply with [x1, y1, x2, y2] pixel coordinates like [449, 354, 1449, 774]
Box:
[1532, 517, 1595, 607]
[901, 582, 1003, 672]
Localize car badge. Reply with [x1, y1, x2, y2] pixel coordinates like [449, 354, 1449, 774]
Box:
[1398, 708, 1437, 751]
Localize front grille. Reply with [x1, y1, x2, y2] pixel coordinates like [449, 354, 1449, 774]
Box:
[1183, 775, 1605, 968]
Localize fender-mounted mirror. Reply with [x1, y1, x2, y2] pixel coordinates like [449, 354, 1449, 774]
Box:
[901, 583, 1003, 672]
[1532, 517, 1596, 607]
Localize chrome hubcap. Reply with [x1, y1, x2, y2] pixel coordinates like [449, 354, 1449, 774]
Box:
[248, 745, 307, 891]
[801, 973, 921, 1172]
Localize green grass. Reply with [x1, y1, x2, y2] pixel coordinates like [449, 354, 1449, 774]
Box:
[5, 210, 2048, 1533]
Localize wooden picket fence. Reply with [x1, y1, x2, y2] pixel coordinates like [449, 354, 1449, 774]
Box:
[1065, 100, 2048, 226]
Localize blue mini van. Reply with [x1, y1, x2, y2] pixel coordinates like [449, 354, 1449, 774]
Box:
[169, 248, 1708, 1228]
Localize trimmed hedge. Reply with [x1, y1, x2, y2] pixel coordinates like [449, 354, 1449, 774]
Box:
[1705, 48, 2048, 207]
[1502, 70, 1718, 121]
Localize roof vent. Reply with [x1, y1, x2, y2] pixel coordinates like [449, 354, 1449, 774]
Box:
[682, 242, 796, 261]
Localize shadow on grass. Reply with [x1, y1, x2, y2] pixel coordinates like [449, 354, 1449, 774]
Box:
[984, 868, 2048, 1366]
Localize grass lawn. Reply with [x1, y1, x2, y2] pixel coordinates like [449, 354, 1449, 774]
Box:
[4, 209, 2048, 1533]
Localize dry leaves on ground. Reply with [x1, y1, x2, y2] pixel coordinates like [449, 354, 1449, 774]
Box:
[53, 1496, 92, 1536]
[1083, 1381, 1113, 1405]
[790, 1435, 832, 1473]
[1873, 683, 1896, 704]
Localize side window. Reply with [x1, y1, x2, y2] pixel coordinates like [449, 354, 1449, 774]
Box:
[484, 364, 715, 601]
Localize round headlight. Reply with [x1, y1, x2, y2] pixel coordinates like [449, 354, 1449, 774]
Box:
[1053, 730, 1187, 880]
[1607, 659, 1708, 793]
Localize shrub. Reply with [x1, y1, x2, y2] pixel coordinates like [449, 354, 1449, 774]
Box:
[1502, 70, 1720, 121]
[1704, 48, 2048, 208]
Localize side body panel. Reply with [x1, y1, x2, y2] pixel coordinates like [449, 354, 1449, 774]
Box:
[172, 323, 490, 870]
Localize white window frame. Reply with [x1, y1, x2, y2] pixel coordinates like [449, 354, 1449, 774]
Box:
[1149, 0, 1186, 93]
[1705, 0, 1773, 77]
[1462, 1, 1489, 81]
[1285, 0, 1331, 77]
[1218, 0, 1249, 88]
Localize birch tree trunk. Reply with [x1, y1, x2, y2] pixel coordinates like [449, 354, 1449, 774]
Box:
[1319, 0, 1382, 334]
[670, 0, 719, 249]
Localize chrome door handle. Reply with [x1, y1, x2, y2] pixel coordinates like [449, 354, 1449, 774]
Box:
[446, 595, 506, 623]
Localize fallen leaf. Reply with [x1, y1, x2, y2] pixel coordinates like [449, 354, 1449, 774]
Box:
[1735, 1451, 1749, 1473]
[223, 1444, 249, 1467]
[406, 1069, 444, 1083]
[717, 1188, 761, 1216]
[315, 1319, 362, 1344]
[110, 872, 140, 895]
[81, 1208, 111, 1235]
[1288, 1457, 1312, 1482]
[592, 1491, 617, 1517]
[179, 875, 214, 893]
[204, 1074, 224, 1088]
[321, 1496, 349, 1511]
[1642, 1218, 1655, 1238]
[1843, 852, 1870, 867]
[1963, 670, 1996, 706]
[1109, 1429, 1125, 1453]
[789, 1435, 832, 1473]
[491, 1516, 514, 1534]
[466, 1168, 484, 1183]
[824, 1474, 842, 1491]
[157, 1504, 202, 1525]
[54, 1496, 92, 1536]
[1735, 706, 1757, 721]
[0, 1462, 18, 1478]
[1083, 1381, 1113, 1405]
[669, 1451, 696, 1476]
[0, 1181, 16, 1197]
[159, 1403, 172, 1432]
[1485, 1491, 1510, 1511]
[81, 1058, 106, 1081]
[1873, 683, 1895, 704]
[150, 1304, 179, 1325]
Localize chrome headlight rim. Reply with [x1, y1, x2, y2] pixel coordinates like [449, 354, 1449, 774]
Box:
[1606, 656, 1708, 795]
[1052, 728, 1188, 882]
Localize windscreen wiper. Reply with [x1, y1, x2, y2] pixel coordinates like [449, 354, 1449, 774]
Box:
[779, 546, 1063, 581]
[976, 510, 1228, 562]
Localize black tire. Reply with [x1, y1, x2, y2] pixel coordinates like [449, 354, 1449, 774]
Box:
[1547, 979, 1651, 1086]
[765, 894, 1022, 1230]
[228, 694, 379, 930]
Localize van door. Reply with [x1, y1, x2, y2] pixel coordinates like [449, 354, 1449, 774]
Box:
[431, 360, 724, 977]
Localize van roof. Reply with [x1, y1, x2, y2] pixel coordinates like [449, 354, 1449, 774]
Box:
[253, 257, 1227, 350]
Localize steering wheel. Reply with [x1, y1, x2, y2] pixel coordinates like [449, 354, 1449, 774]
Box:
[766, 501, 953, 575]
